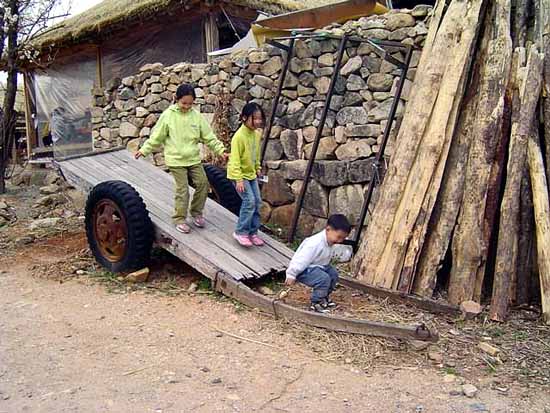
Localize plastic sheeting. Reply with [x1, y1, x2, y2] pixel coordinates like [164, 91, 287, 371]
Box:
[102, 15, 206, 82]
[34, 50, 95, 159]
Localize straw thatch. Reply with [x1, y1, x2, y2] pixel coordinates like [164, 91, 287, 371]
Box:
[31, 0, 332, 51]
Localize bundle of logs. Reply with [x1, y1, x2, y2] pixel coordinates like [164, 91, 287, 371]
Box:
[352, 0, 550, 323]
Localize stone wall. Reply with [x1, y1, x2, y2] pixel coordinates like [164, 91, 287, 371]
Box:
[91, 5, 432, 236]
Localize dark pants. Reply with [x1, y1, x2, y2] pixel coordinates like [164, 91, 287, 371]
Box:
[296, 265, 339, 304]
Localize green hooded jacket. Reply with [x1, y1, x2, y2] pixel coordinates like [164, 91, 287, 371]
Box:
[227, 124, 262, 181]
[140, 105, 225, 167]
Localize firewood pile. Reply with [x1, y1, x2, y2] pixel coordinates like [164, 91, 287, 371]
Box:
[352, 0, 550, 324]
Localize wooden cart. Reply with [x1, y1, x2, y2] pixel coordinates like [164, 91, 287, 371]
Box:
[55, 149, 441, 342]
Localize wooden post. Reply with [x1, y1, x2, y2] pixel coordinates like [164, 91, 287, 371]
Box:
[204, 12, 219, 61]
[414, 0, 513, 297]
[22, 71, 36, 160]
[516, 168, 535, 305]
[541, 0, 550, 184]
[490, 45, 544, 322]
[96, 45, 103, 89]
[527, 127, 550, 324]
[445, 0, 514, 304]
[353, 0, 485, 289]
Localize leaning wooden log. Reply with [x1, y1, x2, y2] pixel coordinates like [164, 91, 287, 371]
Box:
[415, 0, 513, 299]
[516, 168, 535, 305]
[353, 0, 486, 289]
[541, 0, 550, 183]
[411, 100, 473, 296]
[511, 0, 529, 47]
[490, 45, 544, 322]
[352, 0, 447, 284]
[447, 2, 514, 305]
[527, 128, 550, 324]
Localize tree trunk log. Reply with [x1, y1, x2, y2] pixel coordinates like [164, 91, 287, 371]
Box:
[352, 0, 447, 283]
[440, 0, 513, 305]
[511, 0, 530, 47]
[541, 0, 550, 183]
[411, 93, 474, 296]
[490, 45, 544, 322]
[527, 127, 550, 324]
[516, 167, 535, 305]
[0, 0, 19, 195]
[353, 0, 486, 289]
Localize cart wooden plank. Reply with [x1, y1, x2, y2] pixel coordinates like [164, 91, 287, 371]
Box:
[61, 158, 257, 280]
[99, 151, 293, 261]
[57, 149, 293, 281]
[85, 155, 281, 277]
[96, 151, 292, 264]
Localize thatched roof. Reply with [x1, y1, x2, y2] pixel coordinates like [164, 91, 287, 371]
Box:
[31, 0, 331, 51]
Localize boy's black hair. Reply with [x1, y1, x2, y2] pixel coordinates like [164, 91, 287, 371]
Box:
[327, 214, 352, 233]
[175, 84, 196, 100]
[241, 102, 265, 124]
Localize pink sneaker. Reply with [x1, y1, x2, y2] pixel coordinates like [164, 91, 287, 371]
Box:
[250, 234, 265, 246]
[193, 215, 206, 228]
[233, 233, 253, 247]
[175, 223, 191, 233]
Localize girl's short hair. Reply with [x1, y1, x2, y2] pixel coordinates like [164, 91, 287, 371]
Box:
[241, 102, 265, 122]
[176, 84, 196, 100]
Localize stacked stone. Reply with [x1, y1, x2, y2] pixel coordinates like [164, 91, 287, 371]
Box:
[260, 7, 430, 234]
[90, 5, 432, 235]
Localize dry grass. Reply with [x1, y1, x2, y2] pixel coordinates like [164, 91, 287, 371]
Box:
[31, 0, 341, 50]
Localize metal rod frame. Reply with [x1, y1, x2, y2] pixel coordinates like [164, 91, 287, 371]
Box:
[260, 38, 296, 165]
[347, 45, 413, 252]
[260, 32, 413, 247]
[288, 35, 349, 243]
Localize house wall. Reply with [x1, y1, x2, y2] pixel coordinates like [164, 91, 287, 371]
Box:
[90, 6, 432, 236]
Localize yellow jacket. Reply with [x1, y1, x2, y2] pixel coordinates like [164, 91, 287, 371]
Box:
[227, 124, 262, 181]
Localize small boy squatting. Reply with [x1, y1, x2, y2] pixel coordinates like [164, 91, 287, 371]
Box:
[285, 214, 353, 313]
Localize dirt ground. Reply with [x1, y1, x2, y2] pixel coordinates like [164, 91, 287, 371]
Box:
[1, 178, 550, 412]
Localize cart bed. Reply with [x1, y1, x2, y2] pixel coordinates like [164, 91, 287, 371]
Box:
[57, 149, 293, 281]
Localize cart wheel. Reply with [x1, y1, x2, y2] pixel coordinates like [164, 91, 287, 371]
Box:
[85, 180, 153, 272]
[204, 164, 242, 216]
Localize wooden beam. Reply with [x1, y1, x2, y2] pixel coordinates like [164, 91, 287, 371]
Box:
[444, 0, 513, 304]
[353, 0, 486, 291]
[96, 45, 103, 88]
[541, 0, 550, 186]
[490, 45, 544, 322]
[340, 276, 460, 316]
[527, 126, 550, 324]
[204, 12, 219, 61]
[214, 274, 439, 341]
[22, 71, 37, 159]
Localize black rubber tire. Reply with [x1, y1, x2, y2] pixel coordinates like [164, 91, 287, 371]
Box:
[85, 180, 154, 273]
[204, 164, 242, 216]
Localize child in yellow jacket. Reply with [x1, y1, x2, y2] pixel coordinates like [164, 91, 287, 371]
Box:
[135, 84, 227, 233]
[227, 102, 266, 247]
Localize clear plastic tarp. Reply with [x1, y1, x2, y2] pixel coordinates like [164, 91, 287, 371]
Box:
[102, 15, 206, 81]
[34, 49, 96, 159]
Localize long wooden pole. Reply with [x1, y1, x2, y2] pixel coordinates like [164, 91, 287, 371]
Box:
[527, 127, 550, 324]
[490, 45, 544, 322]
[353, 0, 446, 283]
[415, 0, 513, 298]
[445, 0, 513, 304]
[354, 0, 485, 288]
[541, 0, 550, 184]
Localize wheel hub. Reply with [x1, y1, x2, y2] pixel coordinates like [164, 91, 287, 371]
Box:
[92, 199, 128, 262]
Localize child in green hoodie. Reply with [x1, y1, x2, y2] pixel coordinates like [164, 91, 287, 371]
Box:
[227, 102, 266, 248]
[135, 84, 227, 233]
